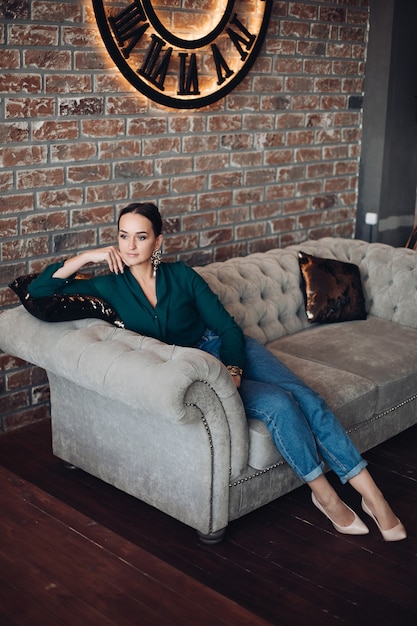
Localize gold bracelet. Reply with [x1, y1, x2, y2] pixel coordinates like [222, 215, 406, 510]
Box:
[227, 365, 243, 377]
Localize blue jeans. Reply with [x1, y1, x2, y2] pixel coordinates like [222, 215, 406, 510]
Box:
[196, 332, 367, 484]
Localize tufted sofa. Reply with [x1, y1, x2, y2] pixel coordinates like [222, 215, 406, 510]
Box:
[2, 236, 417, 543]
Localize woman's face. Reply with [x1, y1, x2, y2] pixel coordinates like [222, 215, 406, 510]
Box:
[118, 212, 162, 269]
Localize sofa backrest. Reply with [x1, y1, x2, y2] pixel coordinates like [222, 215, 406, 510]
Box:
[196, 237, 417, 343]
[196, 248, 308, 344]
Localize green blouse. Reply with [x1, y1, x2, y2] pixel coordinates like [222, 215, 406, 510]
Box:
[28, 260, 246, 369]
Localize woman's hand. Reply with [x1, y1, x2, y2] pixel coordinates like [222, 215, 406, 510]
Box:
[85, 246, 125, 275]
[52, 246, 124, 279]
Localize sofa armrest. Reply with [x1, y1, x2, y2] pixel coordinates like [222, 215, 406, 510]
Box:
[357, 243, 417, 327]
[0, 307, 249, 475]
[0, 306, 243, 416]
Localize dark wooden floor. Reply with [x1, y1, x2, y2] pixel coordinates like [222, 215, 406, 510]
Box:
[0, 420, 416, 626]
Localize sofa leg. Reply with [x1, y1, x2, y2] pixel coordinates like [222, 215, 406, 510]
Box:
[197, 528, 227, 545]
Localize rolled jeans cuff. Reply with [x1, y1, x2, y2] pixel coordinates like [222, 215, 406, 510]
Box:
[303, 462, 325, 483]
[340, 459, 368, 485]
[303, 458, 368, 485]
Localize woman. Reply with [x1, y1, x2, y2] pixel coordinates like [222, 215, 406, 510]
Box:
[29, 202, 406, 541]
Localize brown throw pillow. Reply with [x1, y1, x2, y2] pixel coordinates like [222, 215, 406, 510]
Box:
[298, 251, 367, 324]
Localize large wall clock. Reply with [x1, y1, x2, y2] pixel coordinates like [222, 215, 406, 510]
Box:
[92, 0, 273, 109]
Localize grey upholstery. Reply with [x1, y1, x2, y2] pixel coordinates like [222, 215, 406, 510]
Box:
[2, 237, 417, 540]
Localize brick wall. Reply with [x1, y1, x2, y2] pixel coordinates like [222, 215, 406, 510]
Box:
[0, 0, 370, 431]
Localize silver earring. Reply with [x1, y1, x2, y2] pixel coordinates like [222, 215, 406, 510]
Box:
[151, 248, 162, 276]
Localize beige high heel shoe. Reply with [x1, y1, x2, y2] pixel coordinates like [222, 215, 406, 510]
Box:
[311, 492, 369, 535]
[361, 499, 407, 541]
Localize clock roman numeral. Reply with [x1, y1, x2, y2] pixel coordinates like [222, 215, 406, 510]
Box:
[211, 12, 258, 86]
[178, 53, 200, 96]
[226, 13, 257, 61]
[211, 44, 234, 85]
[139, 35, 172, 91]
[109, 0, 149, 58]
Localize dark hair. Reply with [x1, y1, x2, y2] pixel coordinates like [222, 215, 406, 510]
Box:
[118, 203, 163, 237]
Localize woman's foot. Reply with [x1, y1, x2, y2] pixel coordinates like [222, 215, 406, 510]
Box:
[349, 468, 407, 540]
[361, 498, 407, 541]
[311, 492, 369, 535]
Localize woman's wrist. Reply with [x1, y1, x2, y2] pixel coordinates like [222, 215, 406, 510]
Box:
[53, 253, 90, 279]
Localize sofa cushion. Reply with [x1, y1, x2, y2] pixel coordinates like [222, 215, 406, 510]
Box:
[247, 315, 417, 471]
[247, 349, 377, 470]
[298, 251, 367, 324]
[266, 349, 377, 422]
[270, 316, 417, 415]
[248, 418, 285, 470]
